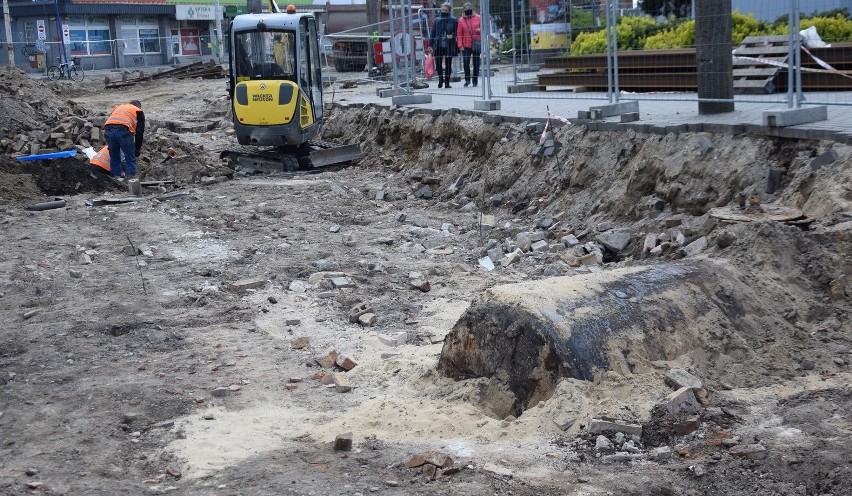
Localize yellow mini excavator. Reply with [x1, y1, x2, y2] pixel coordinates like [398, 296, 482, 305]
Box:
[221, 1, 362, 172]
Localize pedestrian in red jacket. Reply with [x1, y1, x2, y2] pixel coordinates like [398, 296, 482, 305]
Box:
[456, 2, 481, 87]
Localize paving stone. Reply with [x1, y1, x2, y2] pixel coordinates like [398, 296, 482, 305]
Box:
[502, 249, 523, 266]
[664, 387, 702, 415]
[334, 432, 353, 451]
[315, 349, 339, 368]
[333, 372, 352, 393]
[597, 231, 631, 252]
[229, 277, 266, 292]
[682, 236, 708, 257]
[288, 280, 307, 293]
[562, 234, 580, 247]
[409, 279, 431, 292]
[331, 277, 355, 289]
[587, 417, 643, 437]
[728, 444, 768, 460]
[674, 415, 700, 436]
[336, 354, 358, 371]
[643, 233, 658, 253]
[211, 387, 230, 398]
[531, 240, 549, 252]
[358, 312, 377, 326]
[515, 233, 532, 252]
[665, 368, 703, 390]
[414, 185, 433, 199]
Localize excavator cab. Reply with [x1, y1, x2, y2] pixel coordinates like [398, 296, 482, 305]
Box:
[227, 10, 324, 147]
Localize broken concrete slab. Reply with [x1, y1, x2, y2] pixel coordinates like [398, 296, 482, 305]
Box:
[438, 262, 758, 418]
[587, 417, 643, 437]
[228, 277, 266, 292]
[596, 231, 631, 252]
[334, 432, 353, 451]
[665, 368, 703, 390]
[332, 372, 352, 393]
[664, 387, 702, 415]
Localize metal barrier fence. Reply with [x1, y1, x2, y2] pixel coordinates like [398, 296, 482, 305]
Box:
[368, 0, 852, 109]
[8, 35, 224, 74]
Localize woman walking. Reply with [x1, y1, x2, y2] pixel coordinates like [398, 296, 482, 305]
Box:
[429, 3, 459, 88]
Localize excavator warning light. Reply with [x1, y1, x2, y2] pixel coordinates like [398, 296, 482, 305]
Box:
[286, 4, 297, 13]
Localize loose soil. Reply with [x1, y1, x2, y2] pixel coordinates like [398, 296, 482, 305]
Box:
[0, 68, 850, 496]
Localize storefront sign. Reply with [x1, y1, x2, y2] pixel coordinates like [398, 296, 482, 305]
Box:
[175, 5, 219, 21]
[225, 6, 248, 16]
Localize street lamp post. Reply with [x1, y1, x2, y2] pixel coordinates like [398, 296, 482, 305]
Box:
[53, 0, 69, 75]
[3, 0, 14, 67]
[215, 0, 223, 63]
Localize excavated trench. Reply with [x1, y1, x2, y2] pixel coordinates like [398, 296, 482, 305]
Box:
[437, 263, 746, 418]
[318, 106, 851, 421]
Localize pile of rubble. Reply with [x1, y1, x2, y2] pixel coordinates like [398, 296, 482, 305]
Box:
[0, 65, 230, 192]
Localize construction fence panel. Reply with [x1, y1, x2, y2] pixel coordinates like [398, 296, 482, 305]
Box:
[383, 0, 852, 110]
[8, 35, 224, 75]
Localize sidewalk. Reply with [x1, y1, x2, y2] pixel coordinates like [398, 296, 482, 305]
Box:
[333, 70, 852, 145]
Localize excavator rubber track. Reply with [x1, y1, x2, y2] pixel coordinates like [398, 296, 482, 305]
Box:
[219, 141, 363, 174]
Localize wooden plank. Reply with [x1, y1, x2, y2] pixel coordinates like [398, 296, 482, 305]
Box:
[732, 68, 780, 77]
[740, 35, 791, 44]
[734, 80, 775, 88]
[732, 46, 791, 56]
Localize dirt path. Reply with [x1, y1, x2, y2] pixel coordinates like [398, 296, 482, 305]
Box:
[1, 72, 850, 495]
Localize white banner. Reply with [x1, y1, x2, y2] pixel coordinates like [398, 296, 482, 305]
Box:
[176, 5, 218, 21]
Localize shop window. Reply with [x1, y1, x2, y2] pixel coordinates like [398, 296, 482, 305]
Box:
[119, 16, 162, 54]
[66, 16, 111, 56]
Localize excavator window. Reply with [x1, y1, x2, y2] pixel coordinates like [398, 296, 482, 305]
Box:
[234, 30, 297, 81]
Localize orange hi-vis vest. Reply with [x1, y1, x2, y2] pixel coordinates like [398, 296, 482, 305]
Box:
[105, 104, 140, 133]
[90, 146, 111, 172]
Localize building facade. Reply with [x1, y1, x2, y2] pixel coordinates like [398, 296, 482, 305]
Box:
[0, 0, 316, 73]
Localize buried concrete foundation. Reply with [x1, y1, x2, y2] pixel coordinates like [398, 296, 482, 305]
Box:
[437, 261, 765, 418]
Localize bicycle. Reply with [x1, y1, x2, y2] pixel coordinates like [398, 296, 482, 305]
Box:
[47, 57, 84, 82]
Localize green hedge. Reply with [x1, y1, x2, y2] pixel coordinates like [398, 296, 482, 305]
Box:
[570, 12, 852, 55]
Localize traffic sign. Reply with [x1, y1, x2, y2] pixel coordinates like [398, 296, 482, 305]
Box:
[37, 20, 46, 40]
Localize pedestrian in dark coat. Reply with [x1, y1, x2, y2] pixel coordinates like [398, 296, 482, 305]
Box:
[429, 2, 458, 88]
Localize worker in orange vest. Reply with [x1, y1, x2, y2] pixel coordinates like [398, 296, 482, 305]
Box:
[104, 99, 145, 178]
[89, 146, 111, 173]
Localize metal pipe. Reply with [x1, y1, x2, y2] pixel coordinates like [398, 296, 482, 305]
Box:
[25, 199, 66, 211]
[793, 0, 803, 107]
[786, 0, 794, 108]
[482, 0, 492, 99]
[511, 0, 517, 83]
[604, 0, 612, 103]
[53, 0, 69, 76]
[611, 0, 620, 102]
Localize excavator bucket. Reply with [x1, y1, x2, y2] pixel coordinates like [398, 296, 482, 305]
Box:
[307, 144, 364, 168]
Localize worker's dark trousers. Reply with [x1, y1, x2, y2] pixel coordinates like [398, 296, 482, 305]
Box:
[104, 124, 137, 177]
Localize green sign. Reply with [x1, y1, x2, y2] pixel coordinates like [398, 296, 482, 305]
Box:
[225, 6, 248, 16]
